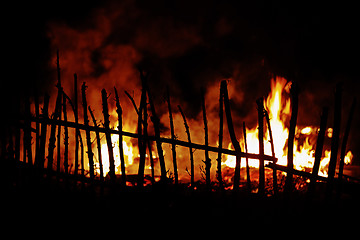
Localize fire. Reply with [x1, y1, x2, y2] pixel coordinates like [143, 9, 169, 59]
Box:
[222, 76, 352, 178]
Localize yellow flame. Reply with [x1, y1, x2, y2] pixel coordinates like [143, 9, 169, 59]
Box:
[222, 76, 353, 178]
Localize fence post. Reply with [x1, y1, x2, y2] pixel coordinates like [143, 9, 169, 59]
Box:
[82, 82, 95, 180]
[308, 107, 328, 198]
[256, 98, 265, 195]
[102, 89, 116, 182]
[178, 105, 195, 188]
[217, 84, 224, 190]
[221, 80, 242, 191]
[37, 94, 49, 170]
[140, 71, 167, 182]
[285, 82, 298, 196]
[326, 83, 342, 199]
[114, 87, 126, 187]
[201, 88, 211, 189]
[167, 86, 178, 186]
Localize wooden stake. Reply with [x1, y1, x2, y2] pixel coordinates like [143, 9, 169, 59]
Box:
[82, 82, 95, 180]
[178, 105, 194, 188]
[257, 98, 265, 195]
[308, 107, 328, 197]
[264, 110, 278, 195]
[37, 94, 49, 169]
[326, 83, 342, 198]
[201, 88, 211, 189]
[74, 73, 79, 177]
[167, 86, 178, 185]
[243, 122, 251, 191]
[337, 98, 356, 197]
[89, 106, 103, 181]
[221, 80, 242, 191]
[140, 71, 167, 182]
[101, 89, 116, 182]
[137, 85, 146, 187]
[114, 87, 126, 186]
[285, 82, 298, 195]
[47, 50, 62, 172]
[217, 85, 224, 189]
[63, 93, 69, 175]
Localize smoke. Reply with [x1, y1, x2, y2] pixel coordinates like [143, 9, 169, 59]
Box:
[3, 0, 359, 163]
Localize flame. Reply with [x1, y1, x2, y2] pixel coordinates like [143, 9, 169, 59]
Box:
[222, 76, 353, 178]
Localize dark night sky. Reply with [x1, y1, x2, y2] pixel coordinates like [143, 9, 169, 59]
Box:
[2, 0, 360, 162]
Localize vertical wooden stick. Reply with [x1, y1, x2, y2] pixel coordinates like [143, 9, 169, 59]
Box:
[308, 107, 328, 197]
[114, 87, 126, 186]
[63, 93, 69, 175]
[337, 98, 356, 196]
[34, 89, 40, 165]
[47, 50, 62, 172]
[326, 83, 342, 198]
[82, 82, 95, 180]
[285, 82, 298, 195]
[243, 122, 251, 191]
[140, 71, 167, 182]
[257, 98, 265, 195]
[201, 88, 211, 189]
[178, 105, 194, 188]
[137, 85, 146, 187]
[264, 110, 278, 195]
[221, 80, 242, 191]
[89, 106, 103, 181]
[24, 93, 33, 165]
[217, 85, 224, 189]
[102, 89, 116, 182]
[38, 94, 49, 169]
[167, 87, 178, 185]
[74, 74, 79, 177]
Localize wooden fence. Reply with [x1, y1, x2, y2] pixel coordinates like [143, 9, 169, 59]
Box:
[0, 53, 357, 198]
